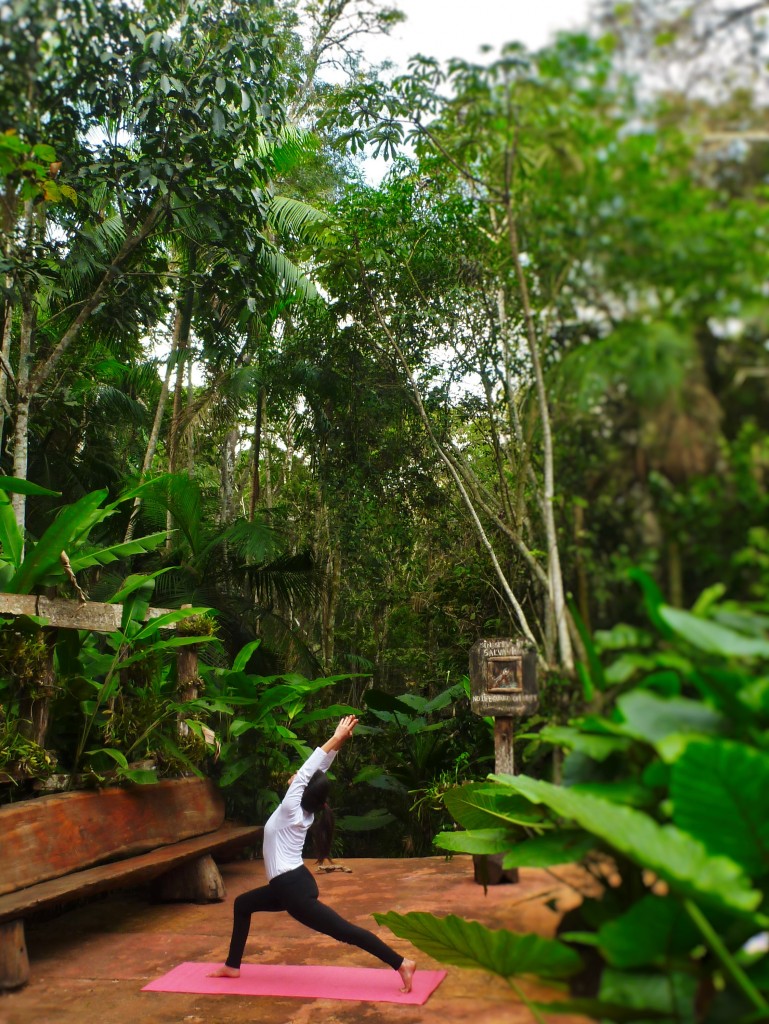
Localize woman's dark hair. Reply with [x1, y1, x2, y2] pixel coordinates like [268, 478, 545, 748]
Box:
[301, 769, 335, 863]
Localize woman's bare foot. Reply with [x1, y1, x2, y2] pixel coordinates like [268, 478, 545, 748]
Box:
[398, 958, 416, 993]
[207, 965, 240, 978]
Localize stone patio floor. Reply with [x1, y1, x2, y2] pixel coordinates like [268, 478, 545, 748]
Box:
[0, 856, 595, 1024]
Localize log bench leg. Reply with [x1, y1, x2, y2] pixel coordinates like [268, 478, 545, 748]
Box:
[152, 854, 226, 903]
[0, 919, 30, 990]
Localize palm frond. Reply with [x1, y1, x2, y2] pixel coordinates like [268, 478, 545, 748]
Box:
[253, 126, 320, 174]
[86, 384, 151, 426]
[259, 247, 320, 302]
[218, 516, 283, 565]
[267, 195, 328, 239]
[140, 473, 207, 556]
[249, 550, 322, 608]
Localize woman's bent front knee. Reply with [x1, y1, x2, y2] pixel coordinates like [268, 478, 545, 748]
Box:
[233, 892, 254, 915]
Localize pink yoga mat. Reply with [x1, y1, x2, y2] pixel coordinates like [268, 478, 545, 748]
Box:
[143, 961, 446, 1005]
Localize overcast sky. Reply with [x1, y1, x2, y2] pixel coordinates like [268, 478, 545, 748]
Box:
[362, 0, 595, 70]
[355, 1, 594, 181]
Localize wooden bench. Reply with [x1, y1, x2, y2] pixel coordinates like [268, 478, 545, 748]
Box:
[0, 776, 262, 990]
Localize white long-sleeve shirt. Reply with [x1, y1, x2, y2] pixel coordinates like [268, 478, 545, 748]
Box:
[262, 746, 337, 881]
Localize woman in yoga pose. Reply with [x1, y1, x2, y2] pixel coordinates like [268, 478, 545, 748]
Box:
[209, 715, 416, 992]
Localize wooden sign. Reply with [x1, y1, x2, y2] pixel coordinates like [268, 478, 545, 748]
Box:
[469, 637, 539, 718]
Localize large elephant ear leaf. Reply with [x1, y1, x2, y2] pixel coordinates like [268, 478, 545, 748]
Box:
[434, 828, 512, 855]
[501, 830, 597, 869]
[443, 782, 546, 829]
[490, 774, 762, 915]
[615, 690, 726, 745]
[670, 740, 769, 878]
[593, 895, 700, 969]
[659, 605, 769, 658]
[373, 911, 581, 980]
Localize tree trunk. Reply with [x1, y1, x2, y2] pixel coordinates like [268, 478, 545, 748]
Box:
[0, 279, 13, 453]
[10, 200, 37, 531]
[574, 503, 591, 633]
[263, 409, 273, 509]
[283, 407, 295, 489]
[220, 427, 238, 525]
[124, 350, 175, 544]
[17, 628, 56, 749]
[186, 354, 195, 474]
[248, 387, 265, 520]
[506, 212, 574, 672]
[668, 540, 683, 608]
[176, 605, 199, 739]
[165, 272, 195, 544]
[10, 300, 33, 529]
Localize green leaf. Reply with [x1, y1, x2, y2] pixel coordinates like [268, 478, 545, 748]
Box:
[628, 568, 674, 638]
[532, 998, 673, 1022]
[569, 600, 607, 692]
[599, 968, 698, 1020]
[434, 828, 512, 855]
[597, 895, 700, 968]
[232, 640, 261, 673]
[86, 747, 128, 768]
[120, 768, 159, 784]
[31, 143, 56, 162]
[540, 725, 631, 762]
[108, 570, 171, 606]
[352, 766, 407, 793]
[659, 606, 769, 659]
[133, 607, 211, 639]
[218, 757, 257, 787]
[109, 635, 212, 671]
[68, 531, 168, 572]
[337, 809, 397, 831]
[670, 740, 769, 877]
[0, 491, 22, 569]
[605, 652, 655, 685]
[8, 490, 108, 594]
[297, 704, 360, 725]
[0, 477, 60, 497]
[569, 782, 653, 808]
[501, 830, 597, 868]
[489, 774, 762, 914]
[365, 688, 417, 715]
[443, 782, 547, 829]
[616, 690, 726, 744]
[373, 911, 582, 980]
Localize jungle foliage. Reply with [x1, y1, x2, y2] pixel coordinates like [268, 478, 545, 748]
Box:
[1, 1, 769, 1017]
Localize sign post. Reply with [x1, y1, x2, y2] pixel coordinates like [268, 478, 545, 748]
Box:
[469, 637, 539, 883]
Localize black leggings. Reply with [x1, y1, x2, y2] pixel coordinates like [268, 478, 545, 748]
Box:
[224, 864, 403, 971]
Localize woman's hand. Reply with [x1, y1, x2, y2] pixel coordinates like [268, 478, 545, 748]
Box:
[334, 715, 358, 743]
[323, 714, 359, 752]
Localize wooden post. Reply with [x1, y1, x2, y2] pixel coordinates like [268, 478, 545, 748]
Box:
[470, 638, 539, 887]
[177, 604, 199, 738]
[0, 920, 29, 990]
[152, 854, 226, 903]
[480, 716, 519, 884]
[494, 716, 514, 776]
[17, 629, 56, 749]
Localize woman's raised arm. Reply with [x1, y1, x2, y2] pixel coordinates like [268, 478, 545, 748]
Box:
[321, 715, 358, 753]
